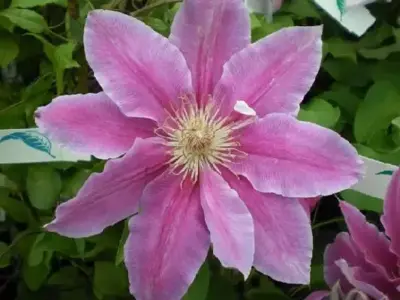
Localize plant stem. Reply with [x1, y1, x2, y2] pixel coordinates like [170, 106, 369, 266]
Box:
[312, 217, 345, 230]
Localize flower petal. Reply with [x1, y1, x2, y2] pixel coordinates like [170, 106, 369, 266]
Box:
[223, 171, 312, 284]
[170, 0, 250, 106]
[84, 10, 193, 123]
[335, 259, 391, 299]
[381, 169, 400, 259]
[35, 92, 155, 159]
[304, 291, 330, 300]
[199, 168, 254, 277]
[125, 173, 210, 300]
[300, 197, 320, 216]
[45, 138, 168, 238]
[324, 232, 373, 291]
[339, 201, 398, 279]
[229, 113, 363, 198]
[213, 26, 322, 117]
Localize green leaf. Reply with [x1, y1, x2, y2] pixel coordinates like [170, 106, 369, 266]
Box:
[48, 266, 83, 287]
[394, 28, 400, 43]
[251, 15, 294, 42]
[21, 74, 53, 101]
[340, 189, 383, 213]
[358, 23, 393, 49]
[358, 43, 400, 60]
[323, 59, 371, 87]
[281, 0, 320, 19]
[319, 84, 362, 118]
[206, 271, 238, 300]
[0, 15, 16, 32]
[0, 8, 48, 33]
[60, 288, 91, 300]
[298, 98, 341, 129]
[65, 1, 92, 43]
[28, 233, 47, 266]
[246, 277, 291, 300]
[354, 81, 400, 145]
[75, 239, 85, 258]
[61, 169, 91, 199]
[0, 33, 19, 67]
[84, 226, 121, 258]
[325, 38, 357, 63]
[41, 232, 78, 255]
[370, 61, 400, 89]
[356, 143, 400, 166]
[0, 172, 18, 191]
[115, 221, 129, 266]
[310, 264, 325, 288]
[28, 232, 81, 268]
[13, 230, 39, 260]
[50, 42, 80, 94]
[183, 262, 210, 300]
[11, 0, 67, 8]
[26, 165, 62, 210]
[93, 261, 129, 297]
[27, 34, 79, 94]
[250, 13, 261, 30]
[0, 192, 33, 223]
[22, 261, 50, 291]
[391, 116, 400, 146]
[0, 242, 11, 268]
[144, 17, 169, 35]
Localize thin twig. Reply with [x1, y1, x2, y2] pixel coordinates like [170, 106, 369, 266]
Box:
[46, 29, 71, 43]
[130, 0, 181, 16]
[312, 217, 345, 230]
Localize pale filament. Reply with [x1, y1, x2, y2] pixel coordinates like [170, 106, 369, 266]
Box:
[156, 96, 254, 182]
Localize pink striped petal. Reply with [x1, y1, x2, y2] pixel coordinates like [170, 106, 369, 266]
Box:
[170, 0, 250, 106]
[224, 171, 312, 284]
[35, 93, 155, 159]
[213, 26, 322, 118]
[304, 291, 330, 300]
[45, 138, 168, 238]
[300, 197, 321, 216]
[200, 168, 254, 277]
[381, 169, 400, 259]
[229, 114, 363, 198]
[324, 232, 373, 291]
[125, 173, 210, 300]
[335, 260, 390, 299]
[84, 10, 193, 123]
[339, 201, 398, 279]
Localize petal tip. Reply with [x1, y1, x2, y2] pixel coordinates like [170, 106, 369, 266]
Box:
[43, 221, 57, 233]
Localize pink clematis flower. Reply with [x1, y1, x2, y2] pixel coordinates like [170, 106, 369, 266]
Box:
[306, 169, 400, 300]
[35, 0, 363, 299]
[301, 197, 321, 216]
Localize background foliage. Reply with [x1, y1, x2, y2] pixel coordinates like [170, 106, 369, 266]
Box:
[0, 0, 399, 299]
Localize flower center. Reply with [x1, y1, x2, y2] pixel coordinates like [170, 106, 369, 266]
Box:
[159, 103, 240, 182]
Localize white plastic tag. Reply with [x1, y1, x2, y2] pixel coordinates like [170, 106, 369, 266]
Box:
[313, 0, 376, 37]
[351, 156, 397, 199]
[0, 128, 91, 164]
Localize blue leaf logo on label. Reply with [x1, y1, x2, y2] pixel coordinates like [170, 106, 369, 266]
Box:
[0, 131, 55, 158]
[376, 170, 394, 176]
[337, 0, 346, 19]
